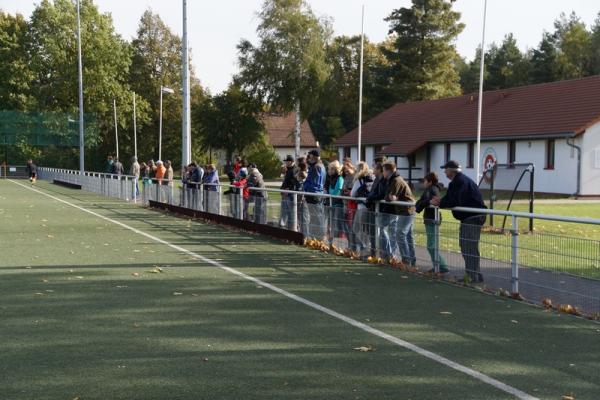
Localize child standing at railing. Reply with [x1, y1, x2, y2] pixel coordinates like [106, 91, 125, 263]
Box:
[416, 172, 449, 274]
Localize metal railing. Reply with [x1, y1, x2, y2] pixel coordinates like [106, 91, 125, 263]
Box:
[35, 168, 600, 318]
[38, 167, 138, 202]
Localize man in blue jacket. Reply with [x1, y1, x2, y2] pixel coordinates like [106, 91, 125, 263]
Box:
[302, 149, 326, 240]
[431, 160, 487, 283]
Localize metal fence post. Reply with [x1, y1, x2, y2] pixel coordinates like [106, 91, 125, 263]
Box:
[292, 193, 298, 232]
[218, 185, 222, 215]
[433, 206, 441, 274]
[328, 197, 334, 244]
[374, 202, 380, 257]
[238, 190, 244, 220]
[511, 215, 519, 295]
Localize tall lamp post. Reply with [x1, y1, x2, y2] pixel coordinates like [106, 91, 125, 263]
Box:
[76, 0, 85, 173]
[159, 86, 175, 161]
[357, 4, 365, 163]
[475, 0, 488, 182]
[182, 0, 192, 170]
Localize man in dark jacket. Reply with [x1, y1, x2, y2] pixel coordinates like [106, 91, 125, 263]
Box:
[279, 155, 296, 229]
[302, 149, 326, 240]
[432, 160, 487, 283]
[112, 157, 124, 176]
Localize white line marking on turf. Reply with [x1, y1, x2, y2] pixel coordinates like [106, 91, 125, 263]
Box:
[12, 180, 538, 400]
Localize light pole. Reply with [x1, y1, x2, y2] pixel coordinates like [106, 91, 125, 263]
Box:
[357, 4, 365, 163]
[113, 99, 119, 159]
[159, 86, 175, 161]
[133, 92, 137, 158]
[476, 0, 488, 182]
[76, 0, 84, 173]
[182, 0, 192, 170]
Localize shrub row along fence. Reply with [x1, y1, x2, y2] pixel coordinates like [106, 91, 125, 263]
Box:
[37, 167, 600, 318]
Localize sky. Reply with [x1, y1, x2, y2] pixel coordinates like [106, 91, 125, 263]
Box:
[1, 0, 599, 94]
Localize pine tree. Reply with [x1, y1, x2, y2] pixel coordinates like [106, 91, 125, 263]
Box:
[384, 0, 465, 102]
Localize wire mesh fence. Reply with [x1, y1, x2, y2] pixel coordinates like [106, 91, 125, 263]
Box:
[35, 167, 600, 318]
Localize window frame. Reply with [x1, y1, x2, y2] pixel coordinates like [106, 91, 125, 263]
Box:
[545, 139, 555, 170]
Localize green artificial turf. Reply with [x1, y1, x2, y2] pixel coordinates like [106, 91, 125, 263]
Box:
[1, 180, 599, 400]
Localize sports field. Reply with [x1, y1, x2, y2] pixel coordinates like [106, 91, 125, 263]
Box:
[1, 180, 599, 400]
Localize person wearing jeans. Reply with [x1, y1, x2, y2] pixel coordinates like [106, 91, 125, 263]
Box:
[431, 160, 487, 283]
[302, 150, 326, 240]
[381, 162, 416, 266]
[416, 172, 448, 274]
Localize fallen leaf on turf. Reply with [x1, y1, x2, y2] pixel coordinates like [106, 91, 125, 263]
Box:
[353, 345, 376, 352]
[42, 279, 49, 283]
[401, 276, 409, 279]
[75, 276, 84, 279]
[202, 357, 209, 362]
[132, 273, 139, 277]
[440, 311, 453, 315]
[173, 292, 183, 296]
[47, 235, 54, 239]
[562, 395, 576, 400]
[511, 320, 519, 324]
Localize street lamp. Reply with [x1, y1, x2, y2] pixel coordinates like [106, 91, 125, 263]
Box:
[159, 86, 175, 161]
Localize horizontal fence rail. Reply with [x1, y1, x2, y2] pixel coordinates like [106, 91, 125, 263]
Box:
[35, 167, 600, 318]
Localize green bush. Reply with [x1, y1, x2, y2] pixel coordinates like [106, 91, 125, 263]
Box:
[244, 136, 282, 179]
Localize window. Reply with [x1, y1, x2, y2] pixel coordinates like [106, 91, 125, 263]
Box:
[343, 146, 351, 159]
[408, 154, 417, 168]
[508, 141, 516, 165]
[467, 142, 475, 168]
[444, 143, 451, 163]
[374, 145, 384, 155]
[545, 140, 555, 170]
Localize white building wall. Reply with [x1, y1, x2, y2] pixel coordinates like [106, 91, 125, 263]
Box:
[350, 146, 358, 163]
[338, 147, 344, 162]
[581, 122, 600, 196]
[365, 146, 374, 167]
[427, 140, 577, 194]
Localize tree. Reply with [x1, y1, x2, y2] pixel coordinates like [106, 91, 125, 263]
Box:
[309, 35, 393, 146]
[0, 12, 33, 111]
[457, 48, 488, 94]
[237, 0, 331, 158]
[485, 34, 530, 90]
[590, 12, 600, 75]
[27, 0, 138, 168]
[130, 10, 184, 165]
[530, 32, 561, 84]
[384, 0, 465, 102]
[531, 13, 592, 84]
[553, 12, 592, 80]
[194, 85, 263, 161]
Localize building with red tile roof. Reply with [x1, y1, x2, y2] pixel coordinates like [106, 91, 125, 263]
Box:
[335, 75, 600, 195]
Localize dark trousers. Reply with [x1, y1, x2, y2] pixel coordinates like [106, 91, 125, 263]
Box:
[459, 215, 485, 282]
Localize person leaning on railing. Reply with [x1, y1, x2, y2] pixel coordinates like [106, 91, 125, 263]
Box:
[382, 161, 417, 266]
[431, 160, 487, 283]
[350, 161, 374, 256]
[279, 155, 296, 230]
[202, 164, 220, 214]
[302, 149, 326, 241]
[327, 160, 345, 239]
[248, 165, 268, 224]
[415, 172, 449, 274]
[342, 159, 358, 251]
